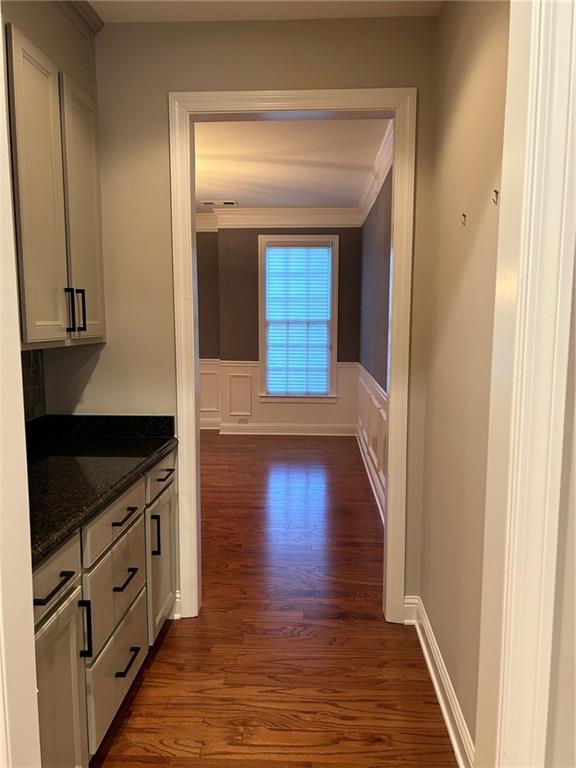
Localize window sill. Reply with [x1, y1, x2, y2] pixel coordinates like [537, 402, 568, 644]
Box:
[259, 394, 339, 404]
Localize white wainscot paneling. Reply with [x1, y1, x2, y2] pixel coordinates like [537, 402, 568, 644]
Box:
[356, 365, 389, 526]
[198, 360, 221, 429]
[199, 360, 358, 435]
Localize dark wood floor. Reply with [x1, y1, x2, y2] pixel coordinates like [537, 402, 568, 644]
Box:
[93, 433, 456, 767]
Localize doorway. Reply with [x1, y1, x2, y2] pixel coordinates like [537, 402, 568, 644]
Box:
[168, 89, 417, 624]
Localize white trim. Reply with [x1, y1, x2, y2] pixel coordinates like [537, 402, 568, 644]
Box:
[198, 206, 363, 230]
[475, 1, 576, 765]
[220, 422, 356, 436]
[360, 120, 394, 222]
[258, 233, 339, 400]
[170, 590, 182, 620]
[168, 87, 416, 624]
[356, 434, 385, 528]
[404, 597, 474, 768]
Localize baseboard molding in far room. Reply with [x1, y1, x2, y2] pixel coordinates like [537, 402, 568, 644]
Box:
[404, 596, 475, 768]
[356, 431, 386, 528]
[218, 422, 356, 436]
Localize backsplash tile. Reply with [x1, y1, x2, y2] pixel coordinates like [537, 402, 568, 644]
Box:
[21, 350, 46, 421]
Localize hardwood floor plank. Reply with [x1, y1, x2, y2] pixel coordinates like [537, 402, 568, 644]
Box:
[92, 434, 456, 767]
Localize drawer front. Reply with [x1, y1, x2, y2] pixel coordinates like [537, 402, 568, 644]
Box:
[83, 515, 146, 656]
[85, 587, 147, 755]
[82, 479, 145, 567]
[145, 451, 176, 504]
[33, 534, 81, 626]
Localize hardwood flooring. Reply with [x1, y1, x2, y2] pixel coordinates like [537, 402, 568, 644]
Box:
[92, 433, 456, 767]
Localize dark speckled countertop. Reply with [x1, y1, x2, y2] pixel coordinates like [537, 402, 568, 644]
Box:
[27, 416, 177, 568]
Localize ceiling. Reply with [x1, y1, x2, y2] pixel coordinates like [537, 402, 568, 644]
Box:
[194, 118, 390, 211]
[90, 0, 441, 24]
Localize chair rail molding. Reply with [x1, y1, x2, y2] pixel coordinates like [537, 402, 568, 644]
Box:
[475, 1, 576, 765]
[169, 88, 416, 623]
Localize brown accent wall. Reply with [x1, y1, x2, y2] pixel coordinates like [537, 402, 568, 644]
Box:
[360, 171, 392, 390]
[196, 232, 220, 359]
[198, 227, 362, 362]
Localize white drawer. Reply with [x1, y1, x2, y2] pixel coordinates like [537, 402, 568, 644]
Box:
[145, 451, 176, 505]
[85, 587, 147, 755]
[83, 515, 146, 657]
[82, 479, 145, 568]
[33, 534, 81, 626]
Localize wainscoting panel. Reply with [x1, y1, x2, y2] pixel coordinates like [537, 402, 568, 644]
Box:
[199, 360, 357, 435]
[356, 364, 389, 526]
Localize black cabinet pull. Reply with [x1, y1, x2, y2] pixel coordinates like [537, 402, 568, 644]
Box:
[78, 599, 93, 658]
[112, 506, 139, 528]
[76, 288, 87, 332]
[113, 567, 139, 593]
[156, 468, 175, 483]
[151, 514, 161, 556]
[34, 570, 75, 606]
[115, 646, 140, 678]
[64, 288, 76, 333]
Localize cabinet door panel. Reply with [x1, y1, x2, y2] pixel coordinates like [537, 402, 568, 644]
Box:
[7, 25, 68, 343]
[35, 584, 89, 768]
[60, 74, 106, 340]
[147, 484, 177, 644]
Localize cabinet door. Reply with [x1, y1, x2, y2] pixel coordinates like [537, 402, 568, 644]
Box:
[147, 484, 177, 644]
[60, 74, 106, 340]
[35, 585, 89, 768]
[7, 25, 69, 344]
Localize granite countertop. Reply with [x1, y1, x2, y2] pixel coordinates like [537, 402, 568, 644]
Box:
[27, 416, 178, 568]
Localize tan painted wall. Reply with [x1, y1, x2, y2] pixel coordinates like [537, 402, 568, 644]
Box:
[420, 0, 509, 740]
[1, 1, 96, 95]
[546, 280, 575, 768]
[46, 15, 438, 590]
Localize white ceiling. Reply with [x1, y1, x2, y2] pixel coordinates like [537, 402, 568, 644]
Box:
[194, 118, 390, 210]
[91, 0, 441, 24]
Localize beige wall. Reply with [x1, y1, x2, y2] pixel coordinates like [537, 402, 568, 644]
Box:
[1, 1, 96, 96]
[420, 0, 509, 740]
[546, 280, 575, 768]
[46, 15, 438, 589]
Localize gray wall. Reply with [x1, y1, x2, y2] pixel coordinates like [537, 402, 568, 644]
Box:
[198, 227, 362, 362]
[360, 170, 392, 390]
[420, 0, 509, 739]
[196, 232, 220, 359]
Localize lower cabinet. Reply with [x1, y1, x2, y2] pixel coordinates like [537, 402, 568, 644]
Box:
[146, 481, 177, 644]
[35, 584, 89, 768]
[85, 587, 148, 754]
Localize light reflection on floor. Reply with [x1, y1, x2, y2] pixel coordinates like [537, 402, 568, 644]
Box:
[265, 463, 328, 564]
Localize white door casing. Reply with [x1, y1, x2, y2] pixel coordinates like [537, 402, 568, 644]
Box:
[168, 88, 417, 623]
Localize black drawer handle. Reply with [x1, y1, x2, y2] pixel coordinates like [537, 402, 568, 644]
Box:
[64, 288, 76, 333]
[156, 468, 175, 483]
[115, 646, 140, 678]
[78, 599, 93, 658]
[34, 570, 75, 606]
[76, 288, 87, 332]
[112, 506, 139, 528]
[151, 513, 161, 556]
[113, 567, 139, 593]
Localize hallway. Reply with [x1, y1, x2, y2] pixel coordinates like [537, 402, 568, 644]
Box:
[93, 433, 456, 767]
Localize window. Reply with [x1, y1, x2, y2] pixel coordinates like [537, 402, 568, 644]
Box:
[259, 235, 339, 398]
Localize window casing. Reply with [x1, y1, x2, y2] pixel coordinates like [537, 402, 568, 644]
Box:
[258, 235, 339, 400]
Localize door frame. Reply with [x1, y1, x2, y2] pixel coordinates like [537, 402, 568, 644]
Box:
[167, 88, 417, 623]
[474, 0, 576, 764]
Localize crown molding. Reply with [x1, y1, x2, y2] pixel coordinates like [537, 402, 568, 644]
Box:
[196, 207, 364, 231]
[57, 1, 104, 35]
[360, 121, 394, 223]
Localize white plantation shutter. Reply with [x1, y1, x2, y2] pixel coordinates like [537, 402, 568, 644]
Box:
[264, 243, 334, 396]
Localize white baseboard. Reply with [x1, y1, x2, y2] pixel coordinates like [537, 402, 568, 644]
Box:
[219, 422, 356, 436]
[356, 432, 386, 527]
[170, 590, 182, 620]
[404, 596, 474, 768]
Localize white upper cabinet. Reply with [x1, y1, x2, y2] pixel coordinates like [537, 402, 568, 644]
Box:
[60, 74, 106, 340]
[7, 25, 69, 344]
